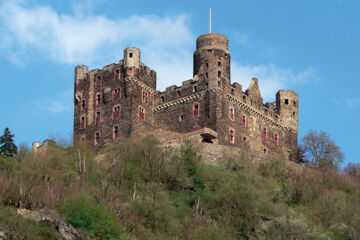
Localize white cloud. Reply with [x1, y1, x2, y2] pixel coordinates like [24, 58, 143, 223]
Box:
[36, 89, 73, 113]
[232, 63, 318, 101]
[332, 98, 360, 109]
[0, 1, 317, 111]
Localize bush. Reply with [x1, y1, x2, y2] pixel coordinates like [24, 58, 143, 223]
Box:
[60, 197, 123, 239]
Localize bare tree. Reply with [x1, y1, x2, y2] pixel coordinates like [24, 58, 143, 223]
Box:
[301, 130, 344, 184]
[344, 163, 360, 178]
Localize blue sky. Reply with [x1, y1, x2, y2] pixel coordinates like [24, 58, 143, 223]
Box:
[0, 0, 359, 165]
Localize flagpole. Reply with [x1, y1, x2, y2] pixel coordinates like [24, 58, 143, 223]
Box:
[209, 8, 212, 33]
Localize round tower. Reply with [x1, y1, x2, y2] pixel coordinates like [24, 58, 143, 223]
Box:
[276, 90, 299, 131]
[193, 33, 231, 88]
[124, 47, 140, 68]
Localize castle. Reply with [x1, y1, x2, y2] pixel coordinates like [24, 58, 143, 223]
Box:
[73, 33, 298, 161]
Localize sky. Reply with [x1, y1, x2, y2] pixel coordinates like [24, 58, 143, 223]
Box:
[0, 0, 359, 165]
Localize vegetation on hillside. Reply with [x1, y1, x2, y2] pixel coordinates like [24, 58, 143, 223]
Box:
[0, 129, 359, 239]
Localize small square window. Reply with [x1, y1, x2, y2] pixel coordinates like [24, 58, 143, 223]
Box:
[128, 68, 133, 75]
[242, 96, 246, 103]
[293, 101, 296, 106]
[161, 96, 165, 102]
[285, 99, 289, 105]
[129, 53, 133, 58]
[218, 81, 221, 86]
[179, 115, 184, 121]
[218, 61, 221, 66]
[231, 89, 234, 95]
[192, 86, 197, 93]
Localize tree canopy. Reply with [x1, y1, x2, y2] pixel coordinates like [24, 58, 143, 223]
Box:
[0, 128, 17, 157]
[300, 129, 344, 170]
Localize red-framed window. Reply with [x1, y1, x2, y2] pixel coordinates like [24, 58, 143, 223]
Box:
[274, 134, 279, 146]
[229, 129, 235, 144]
[80, 100, 87, 111]
[142, 91, 149, 104]
[229, 107, 235, 121]
[80, 116, 85, 129]
[139, 106, 145, 120]
[193, 103, 199, 118]
[113, 106, 120, 118]
[114, 88, 120, 100]
[262, 128, 268, 140]
[94, 132, 101, 145]
[128, 68, 133, 75]
[96, 76, 101, 88]
[242, 115, 248, 127]
[113, 126, 119, 139]
[242, 137, 247, 148]
[114, 69, 120, 80]
[96, 111, 101, 124]
[95, 94, 102, 106]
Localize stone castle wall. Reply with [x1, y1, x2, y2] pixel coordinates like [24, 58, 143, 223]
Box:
[73, 33, 299, 162]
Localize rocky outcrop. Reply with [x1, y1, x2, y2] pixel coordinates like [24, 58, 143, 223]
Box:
[17, 208, 81, 240]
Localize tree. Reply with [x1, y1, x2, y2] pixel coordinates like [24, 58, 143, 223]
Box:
[301, 130, 344, 184]
[0, 128, 17, 157]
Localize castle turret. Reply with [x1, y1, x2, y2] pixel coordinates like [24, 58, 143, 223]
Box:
[276, 90, 299, 131]
[193, 33, 231, 88]
[124, 47, 140, 69]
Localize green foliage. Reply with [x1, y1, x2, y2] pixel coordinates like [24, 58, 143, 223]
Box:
[60, 197, 122, 239]
[0, 128, 17, 157]
[0, 135, 359, 239]
[0, 206, 58, 239]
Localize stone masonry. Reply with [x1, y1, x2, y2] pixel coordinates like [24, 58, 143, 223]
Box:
[73, 33, 299, 161]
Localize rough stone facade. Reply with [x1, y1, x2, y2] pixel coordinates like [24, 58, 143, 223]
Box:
[73, 33, 299, 161]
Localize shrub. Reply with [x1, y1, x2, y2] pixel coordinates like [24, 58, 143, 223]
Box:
[60, 197, 122, 239]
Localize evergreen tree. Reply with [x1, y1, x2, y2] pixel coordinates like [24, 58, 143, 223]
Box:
[0, 128, 17, 157]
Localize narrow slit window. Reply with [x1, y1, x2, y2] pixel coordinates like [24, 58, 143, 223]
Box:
[274, 134, 279, 146]
[231, 89, 234, 95]
[96, 94, 102, 105]
[218, 61, 221, 66]
[242, 137, 247, 148]
[81, 100, 87, 111]
[263, 128, 268, 140]
[142, 91, 149, 104]
[115, 69, 120, 80]
[113, 106, 120, 118]
[242, 115, 247, 127]
[96, 111, 101, 124]
[179, 115, 184, 121]
[192, 86, 197, 93]
[96, 76, 101, 88]
[193, 103, 199, 118]
[95, 132, 101, 145]
[139, 106, 145, 120]
[114, 88, 120, 100]
[113, 126, 119, 139]
[229, 107, 234, 121]
[285, 99, 289, 105]
[80, 116, 85, 129]
[218, 71, 221, 78]
[229, 129, 235, 144]
[161, 96, 165, 102]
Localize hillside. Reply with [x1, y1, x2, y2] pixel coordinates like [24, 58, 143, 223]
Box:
[0, 136, 359, 239]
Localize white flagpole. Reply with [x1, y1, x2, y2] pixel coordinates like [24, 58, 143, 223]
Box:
[209, 8, 212, 33]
